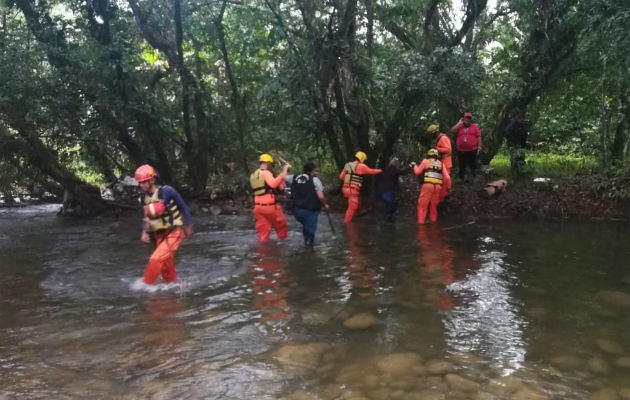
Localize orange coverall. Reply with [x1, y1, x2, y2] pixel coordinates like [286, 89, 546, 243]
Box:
[414, 159, 451, 224]
[143, 227, 183, 284]
[436, 133, 453, 202]
[254, 169, 288, 242]
[338, 162, 382, 223]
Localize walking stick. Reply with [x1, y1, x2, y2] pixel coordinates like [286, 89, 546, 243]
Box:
[324, 209, 336, 237]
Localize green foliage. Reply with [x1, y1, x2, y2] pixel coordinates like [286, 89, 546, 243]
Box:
[0, 0, 627, 202]
[490, 150, 598, 178]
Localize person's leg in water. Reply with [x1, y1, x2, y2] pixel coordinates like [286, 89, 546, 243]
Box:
[379, 191, 397, 221]
[143, 228, 184, 284]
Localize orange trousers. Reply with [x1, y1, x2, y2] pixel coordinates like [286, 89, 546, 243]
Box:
[417, 183, 441, 224]
[342, 185, 361, 223]
[143, 227, 183, 284]
[254, 204, 288, 242]
[439, 166, 452, 203]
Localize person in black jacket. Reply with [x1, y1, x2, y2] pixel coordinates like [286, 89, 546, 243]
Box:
[286, 161, 329, 247]
[376, 157, 411, 221]
[504, 111, 528, 177]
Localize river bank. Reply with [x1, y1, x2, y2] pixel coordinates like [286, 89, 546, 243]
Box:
[4, 173, 627, 222]
[186, 173, 629, 222]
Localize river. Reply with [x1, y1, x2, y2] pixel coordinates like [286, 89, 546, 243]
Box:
[1, 205, 628, 399]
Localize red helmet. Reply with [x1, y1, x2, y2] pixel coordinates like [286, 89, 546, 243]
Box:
[145, 202, 165, 218]
[135, 164, 157, 183]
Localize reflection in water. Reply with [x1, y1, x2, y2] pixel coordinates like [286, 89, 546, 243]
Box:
[344, 224, 379, 300]
[444, 237, 527, 375]
[250, 243, 291, 323]
[416, 225, 455, 311]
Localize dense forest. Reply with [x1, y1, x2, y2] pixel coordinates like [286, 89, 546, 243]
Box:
[0, 0, 628, 213]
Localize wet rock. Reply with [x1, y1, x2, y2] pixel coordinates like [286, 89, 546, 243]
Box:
[425, 359, 455, 375]
[343, 312, 380, 329]
[445, 373, 480, 392]
[474, 392, 498, 400]
[596, 339, 625, 355]
[273, 342, 330, 374]
[590, 388, 621, 400]
[376, 352, 422, 376]
[301, 309, 332, 325]
[336, 362, 372, 385]
[615, 357, 630, 369]
[209, 205, 222, 216]
[513, 387, 549, 400]
[362, 374, 381, 389]
[528, 306, 550, 319]
[408, 390, 446, 400]
[279, 390, 320, 400]
[411, 365, 427, 376]
[551, 355, 582, 369]
[596, 291, 630, 308]
[588, 357, 611, 374]
[619, 388, 630, 400]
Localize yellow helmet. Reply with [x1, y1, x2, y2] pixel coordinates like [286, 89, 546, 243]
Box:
[259, 153, 274, 163]
[427, 148, 439, 158]
[355, 151, 367, 163]
[426, 124, 439, 134]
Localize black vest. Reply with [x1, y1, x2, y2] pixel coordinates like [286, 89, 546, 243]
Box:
[291, 174, 321, 211]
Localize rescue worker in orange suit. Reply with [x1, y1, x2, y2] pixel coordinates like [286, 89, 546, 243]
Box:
[250, 154, 292, 242]
[338, 151, 382, 223]
[412, 149, 452, 224]
[427, 124, 453, 203]
[135, 164, 194, 284]
[417, 225, 455, 311]
[250, 243, 290, 323]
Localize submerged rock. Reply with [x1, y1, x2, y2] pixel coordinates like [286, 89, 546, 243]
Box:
[615, 357, 630, 369]
[590, 388, 621, 400]
[343, 312, 380, 329]
[588, 357, 611, 374]
[407, 389, 446, 400]
[425, 359, 455, 375]
[551, 355, 582, 369]
[273, 342, 330, 374]
[376, 352, 423, 376]
[445, 373, 480, 392]
[596, 339, 625, 355]
[596, 291, 630, 308]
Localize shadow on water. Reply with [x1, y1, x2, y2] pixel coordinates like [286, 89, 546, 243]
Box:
[1, 206, 629, 399]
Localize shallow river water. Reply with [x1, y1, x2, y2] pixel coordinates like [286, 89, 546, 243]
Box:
[1, 205, 629, 400]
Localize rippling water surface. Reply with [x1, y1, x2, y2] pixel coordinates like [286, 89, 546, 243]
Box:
[1, 205, 628, 399]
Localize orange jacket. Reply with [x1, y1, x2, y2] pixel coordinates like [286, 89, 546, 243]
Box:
[255, 169, 286, 204]
[436, 133, 452, 169]
[413, 159, 452, 190]
[339, 162, 382, 188]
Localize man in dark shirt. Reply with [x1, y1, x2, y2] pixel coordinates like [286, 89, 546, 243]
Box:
[376, 157, 410, 221]
[504, 112, 528, 177]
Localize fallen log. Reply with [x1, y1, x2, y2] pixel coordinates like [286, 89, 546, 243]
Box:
[478, 179, 508, 199]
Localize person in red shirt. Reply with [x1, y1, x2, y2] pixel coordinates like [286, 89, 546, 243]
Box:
[450, 112, 482, 181]
[250, 154, 292, 241]
[338, 151, 382, 223]
[427, 124, 452, 202]
[412, 149, 452, 224]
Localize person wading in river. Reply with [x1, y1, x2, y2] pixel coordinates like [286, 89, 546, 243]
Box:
[135, 164, 194, 284]
[428, 124, 453, 202]
[250, 154, 292, 242]
[286, 160, 329, 247]
[412, 149, 452, 224]
[339, 151, 382, 223]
